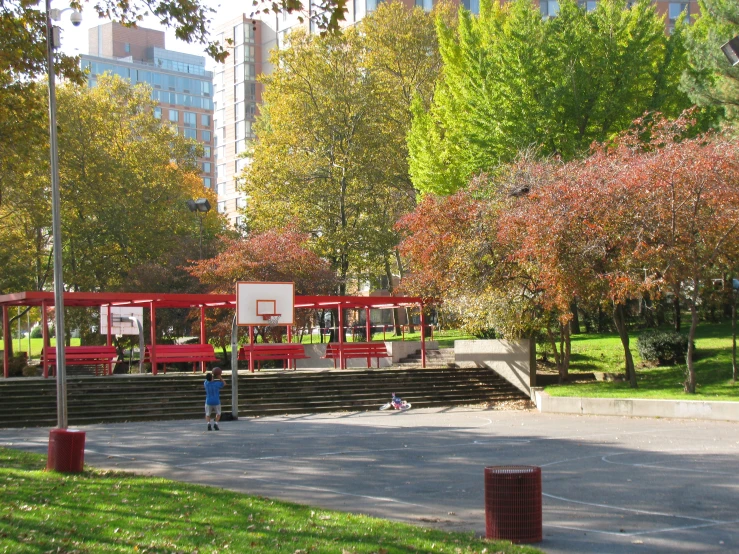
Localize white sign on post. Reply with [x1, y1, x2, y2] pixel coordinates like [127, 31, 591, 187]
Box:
[100, 306, 143, 335]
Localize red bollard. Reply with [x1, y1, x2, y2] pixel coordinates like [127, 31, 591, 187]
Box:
[47, 428, 86, 473]
[484, 465, 542, 544]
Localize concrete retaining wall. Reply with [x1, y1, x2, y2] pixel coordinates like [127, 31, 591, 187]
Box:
[454, 339, 534, 396]
[534, 390, 739, 422]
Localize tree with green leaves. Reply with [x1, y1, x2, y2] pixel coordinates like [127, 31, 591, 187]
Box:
[0, 75, 224, 296]
[683, 0, 739, 124]
[240, 3, 442, 296]
[409, 0, 694, 195]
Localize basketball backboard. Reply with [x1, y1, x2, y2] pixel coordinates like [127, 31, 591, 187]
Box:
[100, 306, 143, 335]
[236, 282, 295, 326]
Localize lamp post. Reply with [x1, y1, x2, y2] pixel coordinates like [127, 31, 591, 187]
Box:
[186, 198, 211, 259]
[45, 2, 81, 431]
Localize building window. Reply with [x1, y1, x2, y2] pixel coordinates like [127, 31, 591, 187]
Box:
[203, 146, 211, 158]
[183, 112, 197, 128]
[201, 114, 211, 127]
[236, 158, 248, 173]
[668, 2, 689, 24]
[367, 0, 384, 11]
[462, 0, 479, 11]
[201, 130, 211, 142]
[216, 164, 225, 179]
[217, 201, 226, 214]
[203, 177, 211, 188]
[216, 182, 226, 195]
[169, 110, 179, 123]
[236, 196, 247, 209]
[541, 0, 560, 17]
[203, 162, 212, 173]
[124, 42, 130, 53]
[184, 128, 197, 140]
[153, 107, 161, 119]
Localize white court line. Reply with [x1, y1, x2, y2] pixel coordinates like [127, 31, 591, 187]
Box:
[543, 493, 720, 523]
[239, 475, 432, 509]
[546, 518, 739, 537]
[602, 453, 738, 476]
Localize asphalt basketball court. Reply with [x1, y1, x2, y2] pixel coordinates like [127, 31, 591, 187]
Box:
[2, 406, 738, 553]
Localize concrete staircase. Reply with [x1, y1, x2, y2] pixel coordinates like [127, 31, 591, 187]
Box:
[395, 347, 475, 369]
[0, 365, 527, 428]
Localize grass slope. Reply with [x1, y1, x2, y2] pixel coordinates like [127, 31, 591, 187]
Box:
[0, 448, 541, 554]
[545, 322, 739, 400]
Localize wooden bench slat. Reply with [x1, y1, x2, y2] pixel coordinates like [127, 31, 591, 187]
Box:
[238, 344, 309, 372]
[143, 344, 219, 374]
[322, 342, 389, 369]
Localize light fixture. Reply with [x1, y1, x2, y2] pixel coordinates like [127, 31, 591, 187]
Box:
[721, 35, 739, 66]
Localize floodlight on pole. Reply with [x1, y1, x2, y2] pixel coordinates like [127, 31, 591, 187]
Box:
[721, 35, 739, 66]
[186, 198, 211, 259]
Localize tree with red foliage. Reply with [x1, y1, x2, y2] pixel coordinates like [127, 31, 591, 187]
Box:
[188, 228, 338, 351]
[610, 116, 739, 393]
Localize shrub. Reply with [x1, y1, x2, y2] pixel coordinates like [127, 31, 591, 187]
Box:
[637, 330, 691, 366]
[22, 365, 39, 377]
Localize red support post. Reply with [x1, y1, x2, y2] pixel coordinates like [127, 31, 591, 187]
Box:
[248, 326, 254, 373]
[338, 307, 345, 369]
[42, 300, 49, 378]
[2, 306, 9, 378]
[200, 305, 206, 373]
[420, 303, 427, 368]
[365, 307, 371, 368]
[106, 305, 113, 375]
[150, 302, 158, 375]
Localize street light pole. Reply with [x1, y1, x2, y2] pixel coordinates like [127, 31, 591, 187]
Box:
[45, 0, 67, 429]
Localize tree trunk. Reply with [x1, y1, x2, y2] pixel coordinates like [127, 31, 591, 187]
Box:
[685, 281, 700, 394]
[613, 302, 638, 388]
[732, 297, 737, 384]
[569, 300, 580, 335]
[394, 248, 414, 333]
[559, 323, 571, 382]
[673, 294, 681, 332]
[384, 254, 402, 336]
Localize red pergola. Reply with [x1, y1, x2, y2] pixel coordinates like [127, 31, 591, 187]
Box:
[0, 291, 431, 378]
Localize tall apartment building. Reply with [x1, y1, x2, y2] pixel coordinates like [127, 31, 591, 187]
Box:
[214, 0, 698, 226]
[80, 23, 215, 190]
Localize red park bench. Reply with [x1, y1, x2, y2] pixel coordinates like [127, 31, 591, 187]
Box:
[238, 343, 309, 372]
[322, 342, 389, 369]
[42, 345, 118, 377]
[144, 343, 218, 374]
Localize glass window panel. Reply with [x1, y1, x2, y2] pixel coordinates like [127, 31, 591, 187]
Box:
[201, 130, 211, 142]
[184, 128, 197, 140]
[234, 23, 244, 45]
[201, 114, 211, 127]
[235, 82, 245, 102]
[203, 177, 211, 188]
[169, 110, 179, 122]
[153, 107, 161, 119]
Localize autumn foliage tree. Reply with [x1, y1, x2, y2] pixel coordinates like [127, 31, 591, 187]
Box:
[188, 228, 338, 350]
[400, 113, 739, 392]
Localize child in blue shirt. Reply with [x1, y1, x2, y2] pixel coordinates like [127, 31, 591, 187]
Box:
[204, 368, 225, 431]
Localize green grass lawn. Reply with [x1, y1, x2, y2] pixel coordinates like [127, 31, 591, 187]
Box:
[0, 448, 540, 554]
[545, 322, 739, 401]
[0, 337, 80, 359]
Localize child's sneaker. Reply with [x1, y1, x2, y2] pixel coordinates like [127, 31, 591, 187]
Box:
[213, 423, 220, 431]
[207, 424, 212, 431]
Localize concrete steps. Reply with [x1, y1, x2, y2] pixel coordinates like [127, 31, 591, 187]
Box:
[0, 366, 528, 428]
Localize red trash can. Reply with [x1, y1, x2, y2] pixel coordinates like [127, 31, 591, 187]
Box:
[47, 428, 86, 473]
[484, 465, 542, 544]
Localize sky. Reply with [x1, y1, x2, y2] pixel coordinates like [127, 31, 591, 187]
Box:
[57, 0, 246, 69]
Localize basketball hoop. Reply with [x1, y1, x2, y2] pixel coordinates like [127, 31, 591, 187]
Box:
[263, 314, 281, 326]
